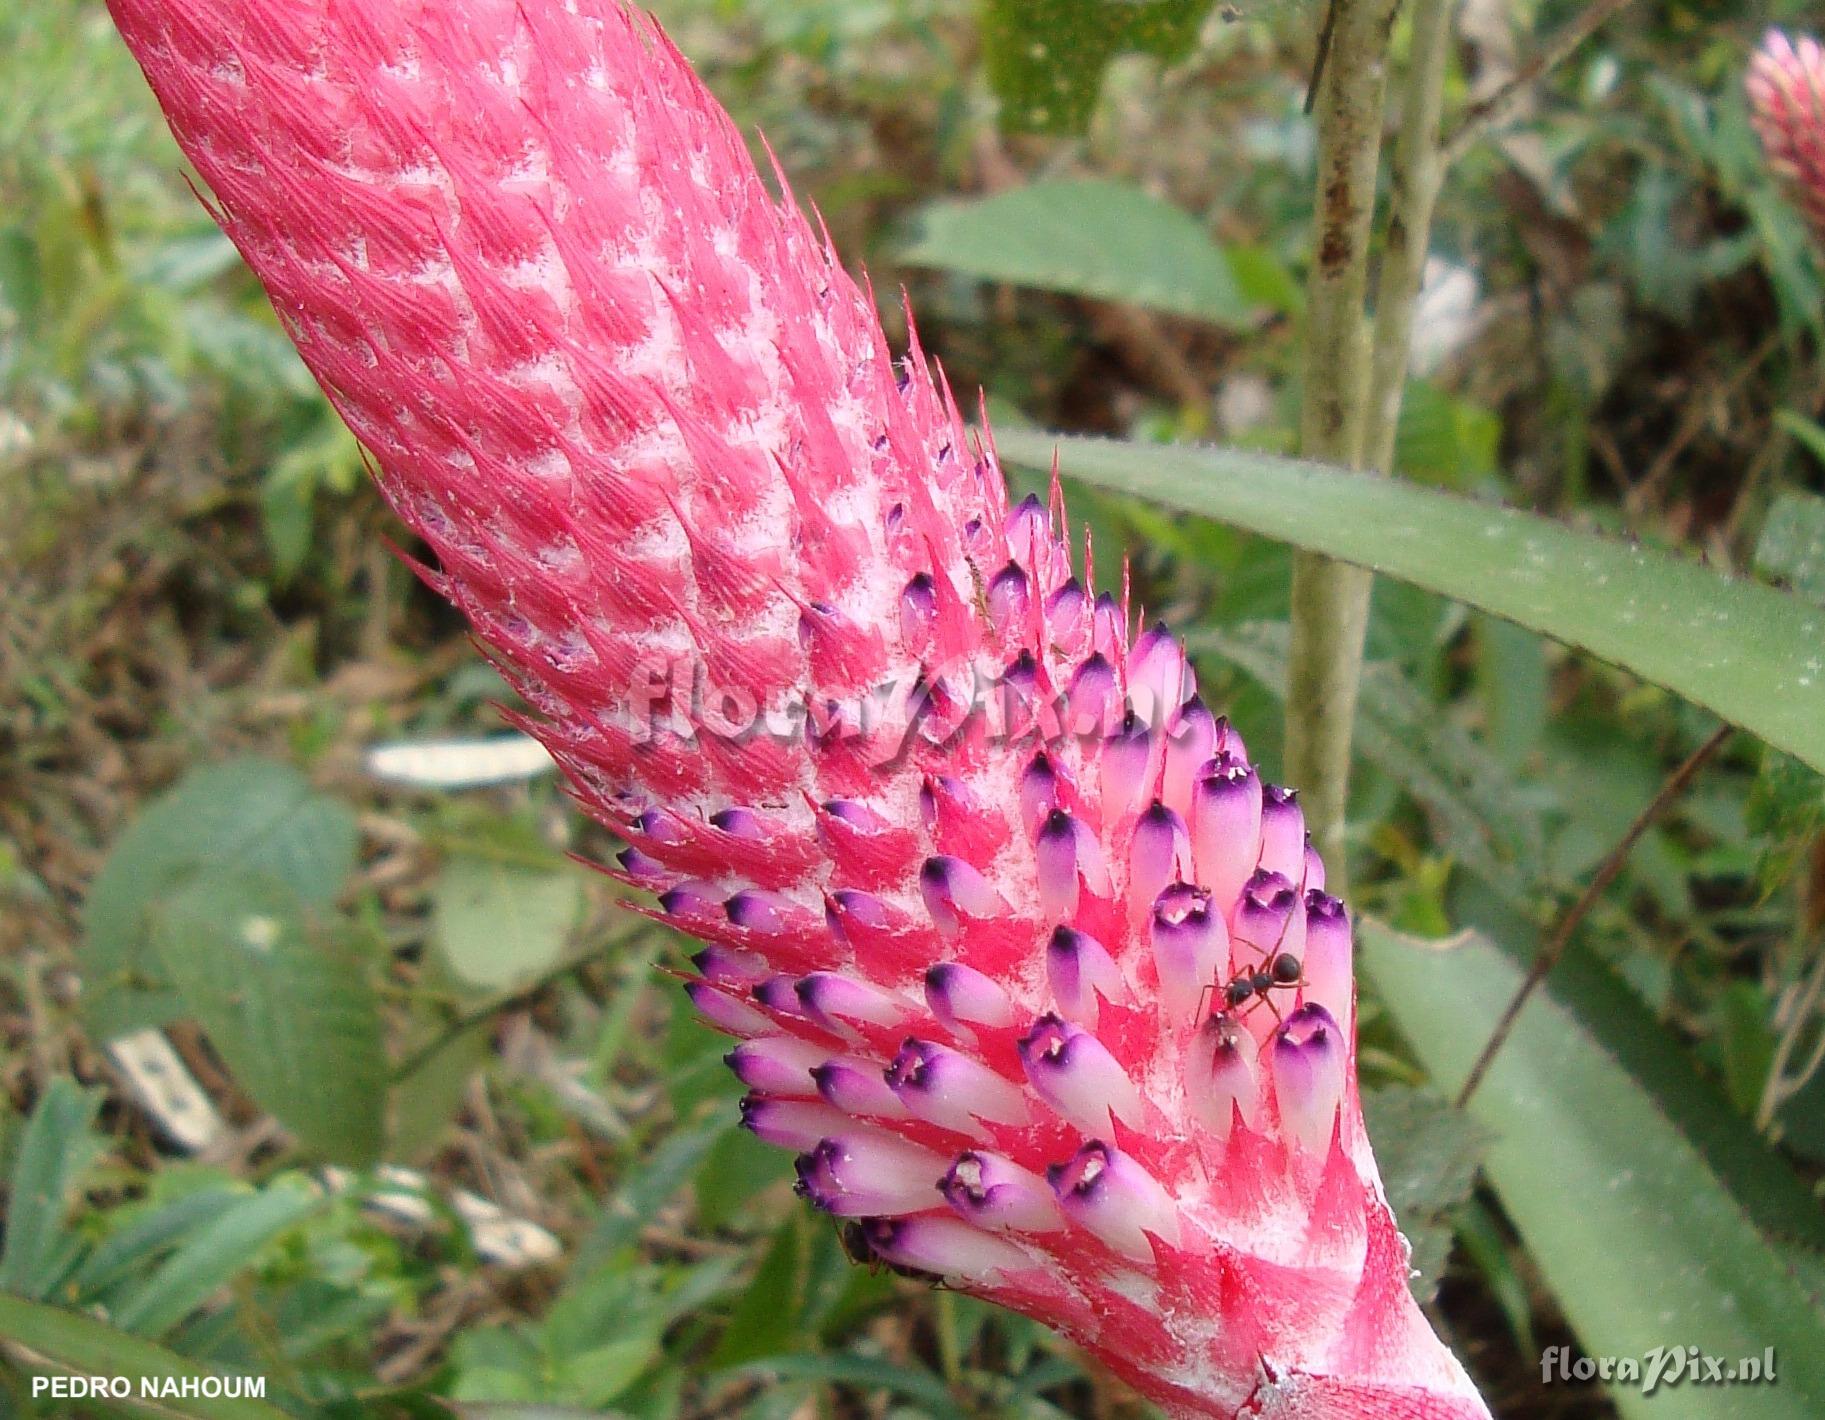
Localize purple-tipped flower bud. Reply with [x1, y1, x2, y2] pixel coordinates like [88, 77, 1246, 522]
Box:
[886, 1038, 1032, 1132]
[710, 806, 766, 839]
[1150, 882, 1229, 1020]
[1017, 1014, 1145, 1134]
[1233, 869, 1305, 969]
[726, 887, 792, 935]
[1006, 492, 1049, 561]
[1127, 621, 1190, 728]
[1048, 1140, 1181, 1259]
[727, 1036, 825, 1095]
[860, 1215, 1037, 1284]
[987, 561, 1031, 637]
[797, 972, 910, 1035]
[659, 881, 725, 923]
[1162, 695, 1217, 821]
[1090, 594, 1124, 661]
[1303, 834, 1326, 893]
[1272, 1004, 1345, 1159]
[1100, 707, 1156, 824]
[941, 1150, 1066, 1233]
[1035, 809, 1109, 920]
[1191, 753, 1262, 909]
[617, 846, 671, 886]
[925, 961, 1017, 1033]
[1046, 926, 1126, 1028]
[1185, 1014, 1260, 1143]
[1302, 891, 1353, 1028]
[1065, 653, 1117, 738]
[686, 981, 773, 1037]
[920, 855, 1009, 937]
[813, 1057, 910, 1118]
[1258, 785, 1305, 881]
[793, 1131, 951, 1216]
[1046, 578, 1087, 649]
[740, 1096, 848, 1150]
[691, 945, 768, 986]
[1127, 801, 1189, 932]
[900, 572, 938, 649]
[1019, 752, 1062, 839]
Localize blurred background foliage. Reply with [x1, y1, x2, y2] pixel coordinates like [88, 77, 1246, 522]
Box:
[3, 0, 1825, 1416]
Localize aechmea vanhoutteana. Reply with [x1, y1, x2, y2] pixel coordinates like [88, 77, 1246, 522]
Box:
[1749, 29, 1825, 243]
[106, 2, 1489, 1414]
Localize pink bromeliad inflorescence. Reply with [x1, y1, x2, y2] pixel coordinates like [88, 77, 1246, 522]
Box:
[1749, 29, 1825, 244]
[107, 1, 1490, 1414]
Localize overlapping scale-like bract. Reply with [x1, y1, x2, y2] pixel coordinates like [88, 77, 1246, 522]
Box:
[106, 1, 1489, 1413]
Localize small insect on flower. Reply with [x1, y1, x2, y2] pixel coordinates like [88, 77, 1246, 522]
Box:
[1202, 949, 1306, 1027]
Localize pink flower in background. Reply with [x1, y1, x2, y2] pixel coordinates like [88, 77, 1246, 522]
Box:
[106, 1, 1488, 1414]
[1749, 29, 1825, 241]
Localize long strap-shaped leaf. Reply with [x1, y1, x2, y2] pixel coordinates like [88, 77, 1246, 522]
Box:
[996, 430, 1825, 775]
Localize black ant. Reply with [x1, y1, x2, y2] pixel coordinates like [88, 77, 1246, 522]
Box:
[1196, 951, 1304, 1028]
[837, 1221, 948, 1289]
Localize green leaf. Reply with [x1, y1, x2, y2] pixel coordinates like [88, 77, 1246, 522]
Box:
[149, 871, 386, 1164]
[0, 1077, 103, 1299]
[1000, 430, 1825, 775]
[1753, 484, 1825, 605]
[711, 1218, 806, 1367]
[110, 1177, 322, 1338]
[904, 180, 1269, 328]
[1360, 922, 1825, 1417]
[432, 855, 584, 992]
[70, 1187, 243, 1298]
[724, 1352, 960, 1414]
[0, 1295, 290, 1420]
[1198, 622, 1546, 904]
[1359, 1086, 1490, 1302]
[82, 759, 358, 1041]
[979, 0, 1218, 134]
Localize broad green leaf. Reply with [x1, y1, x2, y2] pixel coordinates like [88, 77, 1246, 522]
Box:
[1359, 1086, 1489, 1302]
[0, 1295, 290, 1420]
[904, 180, 1268, 328]
[0, 1077, 103, 1298]
[71, 1187, 243, 1297]
[111, 1178, 322, 1338]
[1361, 922, 1825, 1417]
[712, 1218, 807, 1367]
[433, 855, 584, 992]
[979, 0, 1217, 134]
[1197, 622, 1546, 904]
[150, 871, 385, 1164]
[83, 758, 358, 1041]
[1753, 485, 1825, 605]
[999, 430, 1825, 775]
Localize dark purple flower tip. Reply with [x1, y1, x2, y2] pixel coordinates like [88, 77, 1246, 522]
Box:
[939, 1150, 1064, 1234]
[1305, 889, 1346, 924]
[923, 961, 1016, 1031]
[793, 1139, 845, 1212]
[1272, 1003, 1345, 1158]
[1153, 880, 1212, 927]
[796, 971, 907, 1032]
[658, 883, 722, 919]
[791, 1131, 951, 1216]
[1169, 693, 1216, 746]
[1001, 648, 1039, 696]
[691, 945, 767, 986]
[725, 888, 789, 934]
[988, 561, 1030, 634]
[919, 854, 1005, 934]
[685, 981, 773, 1037]
[1241, 868, 1299, 913]
[900, 572, 938, 642]
[753, 975, 806, 1017]
[1277, 1001, 1339, 1052]
[1007, 491, 1048, 548]
[1017, 1014, 1144, 1132]
[739, 1095, 846, 1150]
[616, 846, 670, 885]
[637, 807, 686, 843]
[885, 1036, 1031, 1130]
[822, 798, 887, 831]
[709, 806, 765, 839]
[1046, 1139, 1182, 1257]
[726, 1036, 824, 1094]
[812, 1058, 906, 1117]
[1263, 783, 1299, 808]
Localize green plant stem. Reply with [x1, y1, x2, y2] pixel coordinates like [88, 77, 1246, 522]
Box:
[1286, 0, 1400, 893]
[1456, 724, 1733, 1106]
[1365, 0, 1456, 475]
